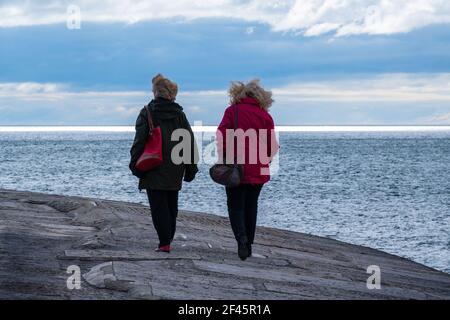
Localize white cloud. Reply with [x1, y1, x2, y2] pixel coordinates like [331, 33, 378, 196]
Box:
[303, 22, 340, 36]
[1, 74, 450, 125]
[188, 106, 203, 113]
[2, 73, 450, 104]
[273, 73, 450, 102]
[1, 0, 450, 36]
[0, 82, 63, 95]
[424, 112, 450, 124]
[246, 26, 255, 35]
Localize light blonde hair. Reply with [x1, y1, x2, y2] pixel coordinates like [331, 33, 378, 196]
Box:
[229, 79, 273, 111]
[152, 73, 178, 101]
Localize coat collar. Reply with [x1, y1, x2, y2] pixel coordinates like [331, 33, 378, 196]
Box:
[240, 97, 260, 106]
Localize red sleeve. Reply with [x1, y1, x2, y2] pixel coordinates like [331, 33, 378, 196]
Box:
[217, 107, 233, 161]
[267, 114, 279, 160]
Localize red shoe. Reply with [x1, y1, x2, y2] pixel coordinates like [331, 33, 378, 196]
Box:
[155, 245, 171, 253]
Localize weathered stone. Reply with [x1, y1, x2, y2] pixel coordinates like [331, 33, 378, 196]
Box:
[1, 188, 449, 300]
[83, 262, 116, 289]
[128, 285, 156, 300]
[63, 249, 201, 261]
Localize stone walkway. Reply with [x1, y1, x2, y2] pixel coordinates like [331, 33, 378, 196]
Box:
[1, 189, 449, 299]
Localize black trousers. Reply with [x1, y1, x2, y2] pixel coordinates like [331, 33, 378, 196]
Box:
[226, 184, 263, 244]
[146, 190, 179, 246]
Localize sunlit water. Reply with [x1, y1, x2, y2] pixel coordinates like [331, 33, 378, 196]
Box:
[0, 128, 449, 273]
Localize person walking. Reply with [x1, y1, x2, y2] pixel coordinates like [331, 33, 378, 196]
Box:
[130, 74, 198, 253]
[217, 79, 279, 260]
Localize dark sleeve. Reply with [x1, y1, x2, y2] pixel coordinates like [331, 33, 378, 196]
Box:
[129, 108, 149, 178]
[181, 113, 199, 182]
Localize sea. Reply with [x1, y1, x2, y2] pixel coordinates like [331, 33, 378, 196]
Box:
[0, 126, 449, 274]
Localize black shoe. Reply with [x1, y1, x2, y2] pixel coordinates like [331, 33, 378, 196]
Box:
[238, 241, 249, 261]
[248, 243, 252, 257]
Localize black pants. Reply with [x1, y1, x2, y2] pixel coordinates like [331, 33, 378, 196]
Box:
[146, 190, 179, 246]
[226, 184, 263, 244]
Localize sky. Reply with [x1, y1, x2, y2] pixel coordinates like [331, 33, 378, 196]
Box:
[1, 0, 450, 125]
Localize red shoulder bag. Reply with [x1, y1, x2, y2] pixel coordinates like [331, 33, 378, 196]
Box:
[136, 106, 163, 171]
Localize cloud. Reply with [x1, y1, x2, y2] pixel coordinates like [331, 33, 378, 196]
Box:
[1, 0, 450, 36]
[302, 22, 340, 36]
[273, 73, 450, 102]
[1, 73, 450, 125]
[0, 82, 63, 95]
[245, 26, 255, 35]
[2, 73, 450, 104]
[188, 106, 203, 113]
[424, 112, 450, 124]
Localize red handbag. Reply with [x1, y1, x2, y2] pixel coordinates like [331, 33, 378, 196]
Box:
[136, 106, 163, 171]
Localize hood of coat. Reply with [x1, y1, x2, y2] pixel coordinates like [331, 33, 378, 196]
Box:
[148, 98, 183, 120]
[239, 97, 260, 106]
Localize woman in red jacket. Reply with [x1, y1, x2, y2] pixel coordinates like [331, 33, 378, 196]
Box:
[217, 79, 279, 260]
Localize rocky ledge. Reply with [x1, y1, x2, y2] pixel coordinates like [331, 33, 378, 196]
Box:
[0, 189, 449, 300]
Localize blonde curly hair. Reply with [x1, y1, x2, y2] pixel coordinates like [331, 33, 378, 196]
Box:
[229, 79, 273, 111]
[152, 73, 178, 101]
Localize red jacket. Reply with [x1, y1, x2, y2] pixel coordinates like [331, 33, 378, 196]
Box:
[217, 97, 279, 185]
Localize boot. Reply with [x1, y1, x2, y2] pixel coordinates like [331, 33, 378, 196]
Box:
[237, 240, 249, 261]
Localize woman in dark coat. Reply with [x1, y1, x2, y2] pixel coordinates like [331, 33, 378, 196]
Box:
[130, 74, 198, 253]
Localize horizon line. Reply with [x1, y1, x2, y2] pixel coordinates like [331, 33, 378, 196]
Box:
[1, 125, 450, 133]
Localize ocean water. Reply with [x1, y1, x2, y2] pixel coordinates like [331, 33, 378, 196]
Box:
[0, 129, 449, 273]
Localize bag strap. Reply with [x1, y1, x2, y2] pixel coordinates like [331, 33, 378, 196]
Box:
[144, 105, 154, 136]
[234, 104, 238, 130]
[233, 105, 239, 164]
[222, 105, 239, 165]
